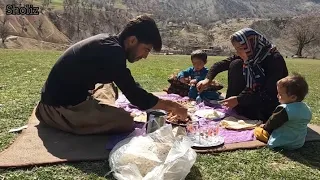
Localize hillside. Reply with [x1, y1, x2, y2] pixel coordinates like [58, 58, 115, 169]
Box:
[0, 0, 319, 57]
[122, 0, 320, 24]
[0, 3, 69, 43]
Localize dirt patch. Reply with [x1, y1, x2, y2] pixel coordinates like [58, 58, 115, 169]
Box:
[3, 36, 69, 51]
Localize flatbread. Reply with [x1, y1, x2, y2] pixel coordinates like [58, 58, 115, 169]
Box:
[220, 116, 263, 130]
[194, 109, 225, 120]
[131, 112, 147, 123]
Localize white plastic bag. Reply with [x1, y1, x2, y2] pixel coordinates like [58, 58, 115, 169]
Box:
[108, 124, 197, 180]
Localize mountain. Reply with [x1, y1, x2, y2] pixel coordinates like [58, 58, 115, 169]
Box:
[0, 0, 319, 57]
[122, 0, 320, 24]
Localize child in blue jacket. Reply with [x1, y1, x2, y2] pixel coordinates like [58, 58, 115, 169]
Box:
[254, 73, 312, 150]
[177, 50, 220, 101]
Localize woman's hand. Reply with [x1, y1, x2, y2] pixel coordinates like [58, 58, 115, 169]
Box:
[219, 96, 239, 108]
[189, 79, 197, 86]
[196, 78, 210, 92]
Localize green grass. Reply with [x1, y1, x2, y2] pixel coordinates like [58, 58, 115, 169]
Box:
[33, 0, 64, 10]
[114, 0, 127, 9]
[0, 49, 320, 179]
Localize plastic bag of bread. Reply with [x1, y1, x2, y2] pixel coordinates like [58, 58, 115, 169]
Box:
[108, 124, 197, 180]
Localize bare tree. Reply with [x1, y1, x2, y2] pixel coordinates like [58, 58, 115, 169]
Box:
[90, 21, 100, 35]
[82, 0, 97, 35]
[41, 0, 50, 12]
[207, 31, 215, 46]
[63, 0, 82, 40]
[166, 30, 175, 49]
[250, 19, 285, 39]
[0, 15, 10, 47]
[37, 17, 44, 32]
[17, 16, 27, 34]
[288, 16, 320, 57]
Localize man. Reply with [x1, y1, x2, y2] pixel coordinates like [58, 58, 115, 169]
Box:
[35, 15, 188, 135]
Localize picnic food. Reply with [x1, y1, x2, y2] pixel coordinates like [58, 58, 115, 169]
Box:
[166, 110, 191, 125]
[176, 100, 196, 108]
[131, 112, 147, 123]
[130, 100, 196, 125]
[194, 109, 225, 120]
[220, 116, 263, 130]
[203, 111, 220, 119]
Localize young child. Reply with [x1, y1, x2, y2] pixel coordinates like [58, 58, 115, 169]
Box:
[254, 73, 312, 150]
[177, 50, 221, 101]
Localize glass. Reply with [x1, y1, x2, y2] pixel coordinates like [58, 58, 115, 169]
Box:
[186, 121, 199, 141]
[199, 120, 220, 142]
[187, 120, 221, 145]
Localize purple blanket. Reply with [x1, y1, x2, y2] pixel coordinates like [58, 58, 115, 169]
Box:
[106, 94, 255, 150]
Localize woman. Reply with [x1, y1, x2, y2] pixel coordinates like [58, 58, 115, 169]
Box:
[197, 28, 288, 121]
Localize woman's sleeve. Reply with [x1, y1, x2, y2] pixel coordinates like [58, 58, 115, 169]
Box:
[206, 55, 238, 81]
[237, 53, 288, 106]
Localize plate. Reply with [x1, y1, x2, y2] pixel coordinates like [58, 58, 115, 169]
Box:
[188, 135, 225, 148]
[194, 109, 225, 120]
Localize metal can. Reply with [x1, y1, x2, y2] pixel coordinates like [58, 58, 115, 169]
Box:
[146, 109, 167, 133]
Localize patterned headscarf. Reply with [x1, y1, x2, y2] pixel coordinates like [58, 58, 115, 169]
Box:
[230, 28, 277, 92]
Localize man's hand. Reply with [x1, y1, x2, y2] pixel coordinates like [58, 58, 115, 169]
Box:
[152, 99, 188, 120]
[196, 78, 210, 92]
[219, 96, 239, 108]
[172, 102, 188, 120]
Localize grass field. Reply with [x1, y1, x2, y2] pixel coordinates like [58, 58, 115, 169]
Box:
[33, 0, 64, 10]
[0, 49, 320, 179]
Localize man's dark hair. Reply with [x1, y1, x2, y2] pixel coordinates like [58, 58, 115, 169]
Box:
[191, 50, 207, 63]
[279, 72, 309, 102]
[119, 14, 162, 52]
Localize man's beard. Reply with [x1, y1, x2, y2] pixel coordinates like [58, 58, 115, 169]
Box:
[127, 47, 139, 63]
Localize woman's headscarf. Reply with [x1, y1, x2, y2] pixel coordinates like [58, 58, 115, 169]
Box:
[230, 28, 278, 92]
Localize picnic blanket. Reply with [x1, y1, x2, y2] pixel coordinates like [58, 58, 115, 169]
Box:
[0, 93, 320, 168]
[116, 93, 258, 144]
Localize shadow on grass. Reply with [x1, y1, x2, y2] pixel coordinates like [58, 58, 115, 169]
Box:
[69, 161, 117, 179]
[72, 161, 202, 180]
[186, 165, 203, 180]
[278, 142, 320, 170]
[68, 160, 202, 179]
[0, 160, 116, 180]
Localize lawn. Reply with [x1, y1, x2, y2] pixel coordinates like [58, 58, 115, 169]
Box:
[0, 49, 319, 179]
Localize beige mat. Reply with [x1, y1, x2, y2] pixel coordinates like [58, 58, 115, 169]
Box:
[0, 108, 111, 168]
[1, 99, 320, 167]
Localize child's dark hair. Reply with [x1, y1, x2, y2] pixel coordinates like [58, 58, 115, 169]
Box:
[191, 50, 207, 63]
[278, 72, 309, 102]
[119, 14, 162, 52]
